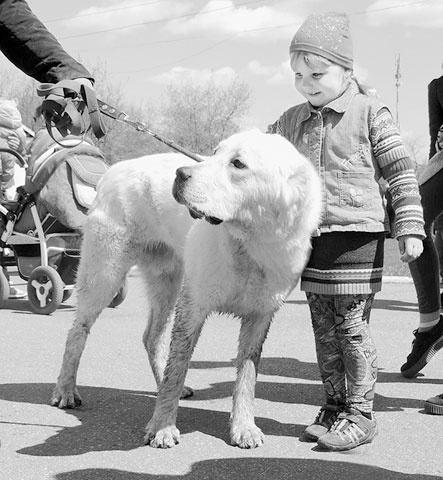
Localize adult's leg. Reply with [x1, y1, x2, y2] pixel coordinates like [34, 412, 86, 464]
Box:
[433, 227, 443, 284]
[408, 170, 443, 329]
[402, 168, 443, 377]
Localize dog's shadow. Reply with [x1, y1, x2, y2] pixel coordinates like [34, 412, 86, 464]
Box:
[1, 359, 437, 456]
[0, 382, 302, 457]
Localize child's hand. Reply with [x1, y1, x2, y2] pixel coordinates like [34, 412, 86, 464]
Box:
[6, 132, 21, 151]
[398, 235, 423, 263]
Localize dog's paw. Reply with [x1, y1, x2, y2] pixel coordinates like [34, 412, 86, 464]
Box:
[50, 386, 82, 409]
[230, 424, 264, 449]
[144, 424, 180, 448]
[180, 385, 194, 399]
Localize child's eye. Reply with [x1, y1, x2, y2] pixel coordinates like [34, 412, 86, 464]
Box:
[312, 73, 323, 79]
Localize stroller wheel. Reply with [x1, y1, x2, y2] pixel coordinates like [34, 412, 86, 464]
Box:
[0, 268, 10, 303]
[108, 278, 128, 308]
[27, 266, 64, 315]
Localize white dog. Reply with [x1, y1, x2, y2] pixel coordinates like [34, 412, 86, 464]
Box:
[51, 129, 322, 449]
[145, 129, 321, 448]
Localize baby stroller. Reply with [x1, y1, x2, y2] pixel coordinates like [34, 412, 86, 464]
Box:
[0, 131, 127, 314]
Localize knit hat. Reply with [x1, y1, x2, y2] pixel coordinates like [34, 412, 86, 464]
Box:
[289, 12, 353, 69]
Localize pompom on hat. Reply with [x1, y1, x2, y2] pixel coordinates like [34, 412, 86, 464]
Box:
[289, 12, 353, 69]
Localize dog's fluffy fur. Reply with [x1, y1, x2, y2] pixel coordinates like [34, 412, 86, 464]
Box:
[51, 129, 322, 449]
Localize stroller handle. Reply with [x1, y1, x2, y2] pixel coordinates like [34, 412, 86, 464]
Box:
[0, 148, 27, 168]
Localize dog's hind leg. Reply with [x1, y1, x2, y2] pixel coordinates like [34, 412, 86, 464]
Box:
[230, 313, 273, 448]
[138, 250, 193, 398]
[144, 292, 206, 448]
[51, 219, 138, 409]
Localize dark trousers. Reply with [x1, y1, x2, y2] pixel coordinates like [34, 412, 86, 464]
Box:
[408, 167, 443, 315]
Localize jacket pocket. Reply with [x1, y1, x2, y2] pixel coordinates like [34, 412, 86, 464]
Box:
[338, 171, 376, 209]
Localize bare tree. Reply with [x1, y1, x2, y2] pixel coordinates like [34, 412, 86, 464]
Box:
[160, 74, 251, 155]
[82, 61, 162, 163]
[0, 65, 252, 163]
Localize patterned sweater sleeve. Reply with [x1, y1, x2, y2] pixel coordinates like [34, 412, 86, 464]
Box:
[370, 107, 425, 239]
[267, 115, 285, 135]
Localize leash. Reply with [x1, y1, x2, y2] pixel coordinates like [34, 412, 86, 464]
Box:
[37, 81, 204, 163]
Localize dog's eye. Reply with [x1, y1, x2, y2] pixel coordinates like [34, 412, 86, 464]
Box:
[231, 158, 246, 169]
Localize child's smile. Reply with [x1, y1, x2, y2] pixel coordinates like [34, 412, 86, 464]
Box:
[292, 56, 349, 107]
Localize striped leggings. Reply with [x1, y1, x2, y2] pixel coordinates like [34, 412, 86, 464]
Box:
[305, 292, 377, 414]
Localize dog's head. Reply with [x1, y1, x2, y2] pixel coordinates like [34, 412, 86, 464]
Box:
[173, 129, 321, 236]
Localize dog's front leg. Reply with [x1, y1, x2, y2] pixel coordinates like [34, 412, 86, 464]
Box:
[230, 314, 273, 448]
[144, 302, 205, 448]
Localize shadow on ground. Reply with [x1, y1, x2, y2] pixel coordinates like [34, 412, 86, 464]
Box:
[0, 383, 301, 456]
[0, 370, 432, 459]
[191, 356, 443, 386]
[54, 459, 441, 480]
[285, 297, 417, 313]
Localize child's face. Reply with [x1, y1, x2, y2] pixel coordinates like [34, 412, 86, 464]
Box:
[292, 55, 349, 107]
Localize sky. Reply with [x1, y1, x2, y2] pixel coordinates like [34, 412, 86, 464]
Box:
[2, 0, 443, 160]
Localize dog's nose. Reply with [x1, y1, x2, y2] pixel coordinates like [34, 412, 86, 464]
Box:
[176, 167, 192, 181]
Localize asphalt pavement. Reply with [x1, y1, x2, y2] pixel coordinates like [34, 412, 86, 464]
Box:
[0, 269, 442, 480]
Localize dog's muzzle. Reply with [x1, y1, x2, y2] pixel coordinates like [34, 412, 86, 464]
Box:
[173, 167, 223, 225]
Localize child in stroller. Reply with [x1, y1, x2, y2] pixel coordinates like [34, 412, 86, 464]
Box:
[0, 97, 28, 298]
[0, 126, 110, 314]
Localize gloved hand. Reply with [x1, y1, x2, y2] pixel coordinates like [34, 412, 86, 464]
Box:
[37, 78, 106, 142]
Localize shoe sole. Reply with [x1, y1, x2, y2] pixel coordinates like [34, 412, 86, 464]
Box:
[317, 426, 378, 451]
[424, 401, 443, 415]
[401, 334, 443, 378]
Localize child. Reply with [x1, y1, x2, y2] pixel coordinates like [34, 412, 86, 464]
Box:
[0, 97, 27, 299]
[268, 12, 425, 451]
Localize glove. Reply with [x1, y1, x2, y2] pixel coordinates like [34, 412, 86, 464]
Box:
[37, 79, 106, 142]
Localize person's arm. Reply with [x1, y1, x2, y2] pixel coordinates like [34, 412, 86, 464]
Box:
[371, 106, 424, 262]
[428, 78, 443, 159]
[0, 0, 92, 83]
[371, 107, 425, 239]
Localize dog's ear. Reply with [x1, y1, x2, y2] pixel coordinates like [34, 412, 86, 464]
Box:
[283, 171, 305, 206]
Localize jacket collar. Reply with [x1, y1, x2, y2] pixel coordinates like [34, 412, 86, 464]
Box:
[295, 81, 359, 127]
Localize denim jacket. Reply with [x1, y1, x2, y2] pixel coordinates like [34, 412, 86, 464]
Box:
[270, 83, 398, 235]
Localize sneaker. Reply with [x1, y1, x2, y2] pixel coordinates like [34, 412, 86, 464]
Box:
[424, 393, 443, 415]
[9, 286, 26, 299]
[303, 403, 343, 442]
[400, 316, 443, 378]
[317, 408, 377, 451]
